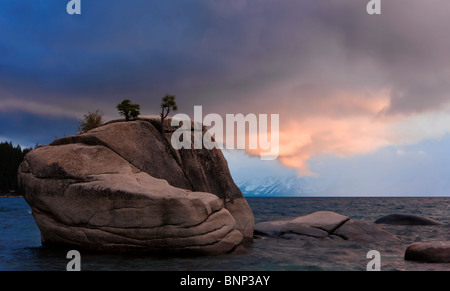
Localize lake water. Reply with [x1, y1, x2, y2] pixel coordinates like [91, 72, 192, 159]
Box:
[1, 197, 450, 271]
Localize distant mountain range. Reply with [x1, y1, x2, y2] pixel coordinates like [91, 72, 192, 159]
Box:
[235, 176, 332, 197]
[235, 171, 450, 197]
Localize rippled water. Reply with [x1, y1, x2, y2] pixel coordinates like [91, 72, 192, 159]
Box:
[1, 197, 450, 271]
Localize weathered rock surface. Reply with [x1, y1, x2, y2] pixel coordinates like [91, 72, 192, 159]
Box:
[405, 241, 450, 263]
[375, 214, 442, 226]
[334, 219, 399, 242]
[254, 220, 292, 237]
[287, 211, 349, 233]
[255, 211, 399, 242]
[281, 223, 329, 238]
[18, 117, 254, 254]
[50, 117, 254, 239]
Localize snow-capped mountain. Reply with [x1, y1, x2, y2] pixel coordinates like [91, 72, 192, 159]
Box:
[235, 176, 331, 197]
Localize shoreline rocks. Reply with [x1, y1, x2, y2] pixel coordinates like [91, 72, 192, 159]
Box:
[255, 211, 399, 242]
[18, 117, 254, 255]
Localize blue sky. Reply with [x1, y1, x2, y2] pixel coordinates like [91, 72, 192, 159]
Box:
[2, 0, 450, 196]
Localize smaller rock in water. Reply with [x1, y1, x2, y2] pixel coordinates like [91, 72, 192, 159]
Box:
[335, 219, 399, 242]
[375, 214, 442, 225]
[287, 211, 349, 233]
[281, 223, 329, 238]
[405, 241, 450, 263]
[254, 211, 399, 242]
[254, 220, 291, 237]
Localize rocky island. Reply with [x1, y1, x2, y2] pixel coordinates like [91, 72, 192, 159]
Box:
[18, 117, 254, 255]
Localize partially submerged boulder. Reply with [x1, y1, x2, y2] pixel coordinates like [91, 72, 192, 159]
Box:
[255, 211, 399, 242]
[253, 220, 292, 237]
[375, 214, 442, 226]
[334, 219, 399, 242]
[287, 211, 349, 233]
[281, 223, 329, 238]
[18, 117, 254, 254]
[405, 241, 450, 263]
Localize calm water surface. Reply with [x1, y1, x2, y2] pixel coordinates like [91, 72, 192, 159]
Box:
[2, 197, 450, 271]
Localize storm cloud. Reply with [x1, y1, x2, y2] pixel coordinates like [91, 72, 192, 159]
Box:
[2, 0, 450, 175]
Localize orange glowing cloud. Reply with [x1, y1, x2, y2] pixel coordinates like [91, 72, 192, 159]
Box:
[239, 88, 426, 176]
[276, 113, 393, 176]
[251, 85, 450, 176]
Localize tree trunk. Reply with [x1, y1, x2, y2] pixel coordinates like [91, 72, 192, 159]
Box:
[160, 115, 164, 135]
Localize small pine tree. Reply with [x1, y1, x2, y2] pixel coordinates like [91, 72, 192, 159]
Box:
[77, 109, 104, 134]
[160, 94, 178, 134]
[116, 99, 140, 121]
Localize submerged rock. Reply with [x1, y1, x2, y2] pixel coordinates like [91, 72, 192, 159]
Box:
[254, 211, 399, 242]
[334, 219, 399, 242]
[287, 211, 349, 233]
[375, 214, 442, 226]
[281, 223, 329, 238]
[18, 117, 254, 254]
[405, 241, 450, 263]
[253, 220, 292, 237]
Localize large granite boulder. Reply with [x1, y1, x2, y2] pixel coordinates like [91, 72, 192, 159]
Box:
[374, 214, 442, 226]
[405, 241, 450, 263]
[18, 117, 254, 254]
[255, 211, 399, 242]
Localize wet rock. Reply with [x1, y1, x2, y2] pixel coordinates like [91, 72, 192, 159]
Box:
[254, 220, 291, 236]
[335, 219, 400, 242]
[254, 211, 399, 242]
[405, 241, 450, 263]
[287, 211, 349, 233]
[375, 214, 442, 226]
[281, 224, 329, 238]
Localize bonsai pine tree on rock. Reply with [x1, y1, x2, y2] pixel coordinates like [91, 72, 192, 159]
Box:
[160, 94, 178, 134]
[116, 99, 140, 121]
